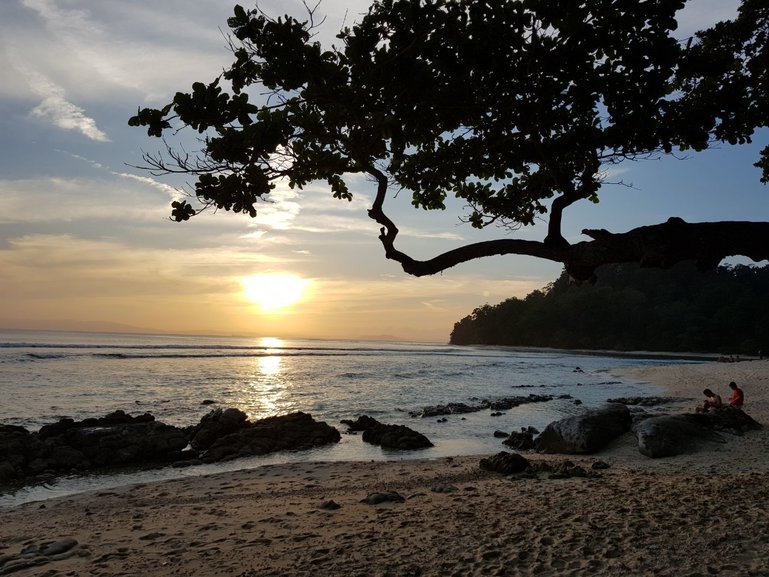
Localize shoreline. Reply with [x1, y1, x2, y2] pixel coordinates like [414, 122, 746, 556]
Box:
[3, 360, 769, 576]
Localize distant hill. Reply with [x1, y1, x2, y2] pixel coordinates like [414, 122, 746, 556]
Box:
[450, 262, 769, 356]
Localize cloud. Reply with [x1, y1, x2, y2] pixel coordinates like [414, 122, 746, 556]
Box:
[19, 65, 109, 141]
[0, 176, 163, 224]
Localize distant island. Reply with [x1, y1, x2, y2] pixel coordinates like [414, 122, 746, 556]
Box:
[450, 262, 769, 356]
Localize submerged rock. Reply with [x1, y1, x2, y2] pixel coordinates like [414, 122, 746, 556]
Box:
[606, 396, 683, 407]
[411, 394, 558, 418]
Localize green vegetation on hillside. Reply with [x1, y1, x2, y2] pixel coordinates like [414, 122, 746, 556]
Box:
[450, 262, 769, 355]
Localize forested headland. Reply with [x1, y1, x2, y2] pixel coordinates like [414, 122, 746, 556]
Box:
[450, 262, 769, 355]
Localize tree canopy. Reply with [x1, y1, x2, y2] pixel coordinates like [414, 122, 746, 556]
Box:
[449, 261, 769, 355]
[130, 0, 769, 281]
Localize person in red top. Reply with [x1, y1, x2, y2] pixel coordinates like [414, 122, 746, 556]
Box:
[728, 381, 745, 408]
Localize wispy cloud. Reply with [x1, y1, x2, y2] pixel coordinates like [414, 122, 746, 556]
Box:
[20, 64, 109, 141]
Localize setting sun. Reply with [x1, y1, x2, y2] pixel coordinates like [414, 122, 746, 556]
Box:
[241, 274, 310, 313]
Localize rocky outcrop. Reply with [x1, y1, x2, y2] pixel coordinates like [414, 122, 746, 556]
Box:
[0, 412, 188, 482]
[188, 407, 249, 450]
[1, 409, 341, 484]
[606, 396, 683, 407]
[534, 404, 632, 454]
[199, 411, 341, 463]
[342, 415, 433, 450]
[410, 394, 562, 418]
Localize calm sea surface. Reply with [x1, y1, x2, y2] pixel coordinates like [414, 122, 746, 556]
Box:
[0, 330, 692, 505]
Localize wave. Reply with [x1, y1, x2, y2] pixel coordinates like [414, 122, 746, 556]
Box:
[26, 353, 69, 360]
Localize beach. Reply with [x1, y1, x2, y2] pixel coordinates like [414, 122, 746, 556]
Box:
[2, 360, 769, 577]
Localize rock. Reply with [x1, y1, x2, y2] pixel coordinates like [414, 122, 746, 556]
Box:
[493, 430, 509, 438]
[698, 405, 761, 434]
[431, 485, 459, 493]
[319, 500, 341, 510]
[502, 429, 535, 450]
[361, 491, 405, 505]
[412, 402, 477, 418]
[362, 424, 433, 450]
[634, 407, 760, 459]
[342, 415, 433, 450]
[634, 414, 724, 458]
[57, 421, 188, 467]
[411, 395, 556, 418]
[479, 451, 530, 475]
[607, 396, 682, 407]
[2, 409, 343, 485]
[188, 407, 249, 450]
[199, 412, 341, 463]
[340, 415, 380, 431]
[534, 404, 632, 454]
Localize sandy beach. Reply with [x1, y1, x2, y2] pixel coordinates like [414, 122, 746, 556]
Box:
[2, 360, 769, 577]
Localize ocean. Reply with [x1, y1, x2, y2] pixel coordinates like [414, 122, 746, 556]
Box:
[0, 330, 689, 506]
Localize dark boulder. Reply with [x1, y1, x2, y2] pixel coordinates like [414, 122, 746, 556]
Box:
[634, 414, 724, 458]
[534, 404, 632, 454]
[188, 407, 249, 450]
[362, 424, 433, 450]
[58, 421, 188, 467]
[0, 425, 37, 482]
[200, 412, 340, 463]
[503, 428, 535, 450]
[340, 415, 381, 432]
[342, 415, 433, 450]
[479, 451, 530, 475]
[698, 406, 761, 434]
[634, 407, 761, 458]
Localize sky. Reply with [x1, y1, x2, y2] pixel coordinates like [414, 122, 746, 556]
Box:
[0, 0, 766, 342]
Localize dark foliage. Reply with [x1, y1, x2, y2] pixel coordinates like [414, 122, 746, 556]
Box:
[450, 262, 769, 355]
[129, 1, 769, 281]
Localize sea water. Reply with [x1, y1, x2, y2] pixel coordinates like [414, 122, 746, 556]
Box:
[0, 330, 692, 505]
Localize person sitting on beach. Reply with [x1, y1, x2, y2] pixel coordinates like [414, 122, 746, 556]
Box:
[728, 381, 745, 409]
[696, 388, 723, 413]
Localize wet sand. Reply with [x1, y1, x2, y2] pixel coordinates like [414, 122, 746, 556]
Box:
[2, 360, 768, 577]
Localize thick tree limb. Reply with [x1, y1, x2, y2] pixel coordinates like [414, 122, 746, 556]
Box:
[369, 211, 769, 281]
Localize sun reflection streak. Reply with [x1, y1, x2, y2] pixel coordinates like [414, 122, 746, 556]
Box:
[258, 355, 282, 376]
[244, 337, 287, 417]
[259, 336, 283, 351]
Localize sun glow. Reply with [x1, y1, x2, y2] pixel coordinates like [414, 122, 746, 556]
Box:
[241, 274, 310, 313]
